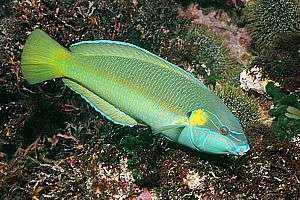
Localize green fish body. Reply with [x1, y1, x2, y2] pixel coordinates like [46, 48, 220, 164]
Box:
[21, 29, 250, 155]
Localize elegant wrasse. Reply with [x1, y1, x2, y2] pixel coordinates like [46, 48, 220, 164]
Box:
[21, 29, 250, 155]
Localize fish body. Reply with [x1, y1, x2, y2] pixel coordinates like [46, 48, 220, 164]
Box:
[65, 42, 212, 129]
[21, 29, 250, 155]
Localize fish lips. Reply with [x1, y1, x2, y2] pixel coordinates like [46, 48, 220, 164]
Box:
[177, 125, 250, 155]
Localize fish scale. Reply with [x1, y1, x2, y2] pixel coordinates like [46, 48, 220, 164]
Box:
[72, 56, 197, 119]
[73, 58, 172, 124]
[21, 29, 250, 155]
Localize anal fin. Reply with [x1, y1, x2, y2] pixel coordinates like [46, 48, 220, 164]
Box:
[63, 78, 138, 127]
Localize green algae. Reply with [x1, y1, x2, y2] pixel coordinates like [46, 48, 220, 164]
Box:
[266, 82, 300, 140]
[214, 82, 260, 128]
[245, 0, 300, 91]
[185, 26, 243, 85]
[245, 0, 300, 53]
[1, 0, 300, 199]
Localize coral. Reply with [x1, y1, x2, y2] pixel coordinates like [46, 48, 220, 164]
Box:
[214, 82, 260, 128]
[227, 0, 246, 8]
[252, 38, 300, 92]
[245, 0, 300, 92]
[185, 26, 243, 85]
[178, 4, 252, 65]
[239, 65, 268, 94]
[2, 0, 300, 199]
[178, 0, 245, 9]
[245, 0, 300, 53]
[176, 0, 228, 8]
[266, 82, 300, 140]
[136, 189, 153, 200]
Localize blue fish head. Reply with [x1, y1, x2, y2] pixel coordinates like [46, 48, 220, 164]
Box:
[177, 108, 250, 155]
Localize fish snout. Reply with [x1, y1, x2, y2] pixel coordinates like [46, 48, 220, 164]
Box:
[177, 125, 251, 155]
[230, 142, 250, 156]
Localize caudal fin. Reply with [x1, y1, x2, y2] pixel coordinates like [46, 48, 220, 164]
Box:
[21, 29, 71, 84]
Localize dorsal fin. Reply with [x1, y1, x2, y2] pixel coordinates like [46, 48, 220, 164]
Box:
[69, 40, 195, 80]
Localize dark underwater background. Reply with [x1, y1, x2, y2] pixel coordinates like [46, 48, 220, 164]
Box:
[0, 0, 299, 199]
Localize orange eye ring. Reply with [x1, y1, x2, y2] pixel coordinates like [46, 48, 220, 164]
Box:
[220, 127, 229, 135]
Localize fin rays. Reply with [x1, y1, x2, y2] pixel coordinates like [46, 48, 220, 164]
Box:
[63, 78, 138, 127]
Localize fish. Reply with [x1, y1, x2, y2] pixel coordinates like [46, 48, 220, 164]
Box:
[21, 29, 250, 155]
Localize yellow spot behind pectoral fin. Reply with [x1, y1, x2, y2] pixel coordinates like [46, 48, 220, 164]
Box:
[175, 109, 208, 127]
[190, 109, 208, 126]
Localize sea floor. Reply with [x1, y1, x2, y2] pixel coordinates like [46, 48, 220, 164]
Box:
[0, 1, 299, 199]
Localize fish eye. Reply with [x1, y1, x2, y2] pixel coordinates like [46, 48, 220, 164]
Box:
[220, 126, 230, 135]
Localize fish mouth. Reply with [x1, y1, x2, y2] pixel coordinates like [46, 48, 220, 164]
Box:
[228, 142, 250, 156]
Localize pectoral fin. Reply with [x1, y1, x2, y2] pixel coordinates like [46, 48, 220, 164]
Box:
[153, 124, 186, 142]
[63, 78, 138, 127]
[152, 124, 183, 134]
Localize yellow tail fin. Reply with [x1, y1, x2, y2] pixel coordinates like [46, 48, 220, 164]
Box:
[21, 29, 71, 84]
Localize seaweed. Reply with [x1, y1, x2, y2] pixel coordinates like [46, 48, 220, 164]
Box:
[285, 106, 300, 120]
[0, 0, 183, 156]
[177, 0, 245, 9]
[244, 0, 300, 92]
[214, 82, 260, 128]
[266, 82, 300, 140]
[245, 0, 300, 53]
[1, 1, 182, 197]
[252, 33, 300, 91]
[185, 26, 243, 85]
[177, 0, 247, 27]
[1, 0, 300, 199]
